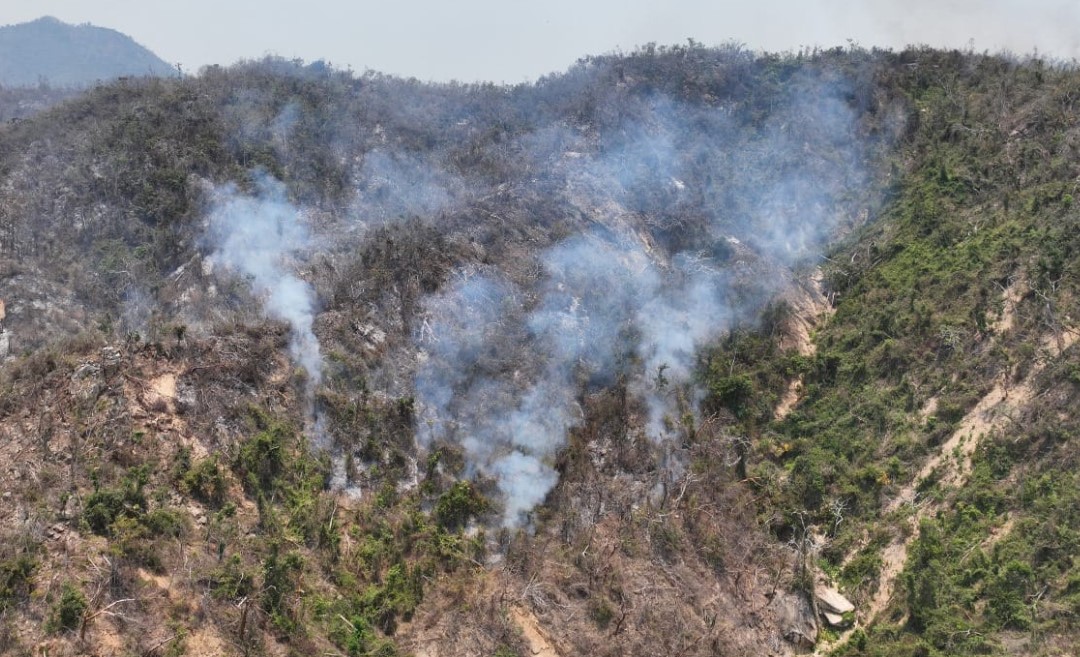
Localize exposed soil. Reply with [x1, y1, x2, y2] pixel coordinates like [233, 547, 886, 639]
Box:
[990, 275, 1026, 335]
[774, 379, 803, 421]
[510, 605, 563, 657]
[152, 372, 177, 403]
[780, 269, 833, 359]
[775, 269, 833, 421]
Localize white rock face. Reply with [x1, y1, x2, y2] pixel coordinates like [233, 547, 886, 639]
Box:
[822, 610, 851, 628]
[0, 330, 9, 359]
[815, 584, 855, 615]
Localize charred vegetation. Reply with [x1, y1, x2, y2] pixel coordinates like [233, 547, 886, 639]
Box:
[1, 44, 1079, 657]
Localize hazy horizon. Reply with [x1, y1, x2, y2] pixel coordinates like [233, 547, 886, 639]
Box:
[1, 1, 1078, 83]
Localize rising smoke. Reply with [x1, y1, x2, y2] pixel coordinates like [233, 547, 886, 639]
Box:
[199, 61, 877, 528]
[354, 149, 469, 223]
[415, 234, 754, 525]
[411, 69, 874, 526]
[204, 174, 323, 388]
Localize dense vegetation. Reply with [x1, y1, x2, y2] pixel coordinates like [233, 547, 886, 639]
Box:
[0, 42, 1078, 657]
[709, 50, 1080, 655]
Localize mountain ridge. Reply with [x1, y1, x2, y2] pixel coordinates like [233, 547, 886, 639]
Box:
[0, 46, 1078, 657]
[0, 16, 174, 87]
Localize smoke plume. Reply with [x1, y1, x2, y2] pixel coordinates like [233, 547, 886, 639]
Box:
[416, 233, 756, 526]
[353, 149, 468, 223]
[411, 69, 874, 527]
[205, 174, 322, 388]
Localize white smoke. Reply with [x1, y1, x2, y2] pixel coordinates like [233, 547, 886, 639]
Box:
[414, 234, 748, 525]
[205, 174, 322, 387]
[409, 67, 875, 527]
[354, 149, 468, 223]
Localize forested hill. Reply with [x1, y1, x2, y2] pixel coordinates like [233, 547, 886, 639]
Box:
[0, 44, 1079, 657]
[0, 16, 173, 87]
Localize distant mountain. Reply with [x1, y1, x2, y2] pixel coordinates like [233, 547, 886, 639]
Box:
[0, 16, 174, 87]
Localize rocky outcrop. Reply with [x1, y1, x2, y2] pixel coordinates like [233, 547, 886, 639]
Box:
[814, 584, 855, 628]
[774, 591, 819, 650]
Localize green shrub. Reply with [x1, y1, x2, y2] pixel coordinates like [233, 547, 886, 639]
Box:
[434, 481, 487, 531]
[590, 598, 615, 629]
[262, 542, 304, 634]
[109, 515, 162, 570]
[708, 374, 754, 416]
[236, 421, 289, 495]
[986, 559, 1034, 629]
[143, 508, 187, 538]
[208, 554, 254, 601]
[83, 478, 148, 536]
[0, 555, 36, 611]
[46, 582, 88, 634]
[180, 455, 228, 506]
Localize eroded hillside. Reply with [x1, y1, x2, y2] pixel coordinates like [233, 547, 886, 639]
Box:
[0, 45, 1078, 657]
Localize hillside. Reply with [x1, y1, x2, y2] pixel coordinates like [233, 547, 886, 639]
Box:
[0, 16, 173, 87]
[0, 46, 1078, 657]
[0, 85, 77, 122]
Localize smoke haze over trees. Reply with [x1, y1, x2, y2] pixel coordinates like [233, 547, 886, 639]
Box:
[2, 39, 1080, 657]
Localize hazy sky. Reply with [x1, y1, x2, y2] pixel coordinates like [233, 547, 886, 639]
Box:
[1, 1, 1078, 82]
